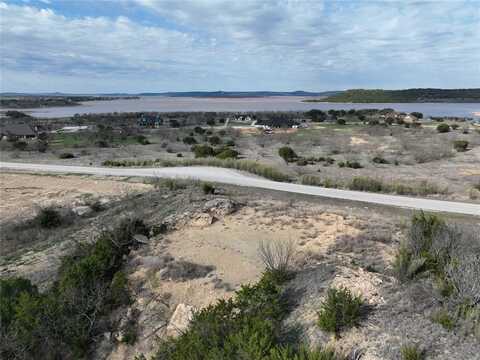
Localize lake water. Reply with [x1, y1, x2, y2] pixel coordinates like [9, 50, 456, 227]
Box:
[5, 96, 480, 118]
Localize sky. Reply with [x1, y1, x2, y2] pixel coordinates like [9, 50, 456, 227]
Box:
[0, 0, 479, 93]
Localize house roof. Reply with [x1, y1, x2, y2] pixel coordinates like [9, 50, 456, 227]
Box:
[0, 123, 36, 136]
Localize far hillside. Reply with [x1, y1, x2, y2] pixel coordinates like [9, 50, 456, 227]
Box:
[322, 88, 480, 103]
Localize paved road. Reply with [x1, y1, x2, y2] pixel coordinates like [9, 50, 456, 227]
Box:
[1, 161, 479, 217]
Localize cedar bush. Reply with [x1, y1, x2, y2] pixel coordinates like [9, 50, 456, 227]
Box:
[0, 218, 148, 359]
[317, 287, 364, 335]
[453, 140, 468, 152]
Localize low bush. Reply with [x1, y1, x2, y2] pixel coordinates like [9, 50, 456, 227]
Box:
[393, 213, 480, 336]
[208, 135, 222, 145]
[136, 135, 150, 145]
[59, 152, 75, 159]
[301, 175, 341, 188]
[35, 206, 64, 228]
[266, 346, 343, 360]
[349, 177, 383, 192]
[0, 218, 148, 359]
[153, 272, 287, 359]
[182, 136, 197, 145]
[278, 146, 297, 162]
[215, 148, 239, 159]
[201, 182, 215, 194]
[338, 161, 362, 169]
[193, 126, 205, 134]
[155, 178, 187, 191]
[193, 144, 215, 158]
[372, 156, 389, 164]
[302, 175, 446, 196]
[431, 309, 455, 330]
[153, 271, 343, 360]
[12, 140, 28, 151]
[453, 140, 468, 152]
[400, 344, 424, 360]
[317, 287, 364, 335]
[437, 123, 450, 133]
[258, 239, 295, 282]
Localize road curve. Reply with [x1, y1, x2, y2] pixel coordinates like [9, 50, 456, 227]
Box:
[1, 161, 479, 217]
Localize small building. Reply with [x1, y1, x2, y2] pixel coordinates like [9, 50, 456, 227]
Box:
[0, 123, 37, 140]
[403, 114, 418, 124]
[138, 114, 162, 128]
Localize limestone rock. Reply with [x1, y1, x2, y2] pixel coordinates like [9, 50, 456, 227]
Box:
[72, 205, 92, 217]
[203, 198, 238, 217]
[190, 213, 214, 227]
[166, 303, 196, 337]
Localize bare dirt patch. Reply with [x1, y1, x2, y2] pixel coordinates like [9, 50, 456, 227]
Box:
[0, 172, 152, 222]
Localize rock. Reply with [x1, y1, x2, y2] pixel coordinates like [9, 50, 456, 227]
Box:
[98, 197, 110, 205]
[72, 205, 92, 217]
[133, 234, 149, 244]
[166, 303, 196, 337]
[190, 213, 215, 227]
[203, 198, 238, 217]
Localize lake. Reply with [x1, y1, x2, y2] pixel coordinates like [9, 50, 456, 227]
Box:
[4, 96, 480, 118]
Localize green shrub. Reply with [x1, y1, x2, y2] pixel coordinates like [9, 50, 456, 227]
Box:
[317, 287, 364, 335]
[136, 135, 150, 145]
[278, 146, 297, 162]
[35, 207, 64, 228]
[110, 271, 131, 306]
[392, 245, 416, 282]
[183, 136, 197, 145]
[59, 152, 75, 159]
[451, 124, 459, 130]
[215, 148, 239, 159]
[258, 239, 295, 283]
[301, 175, 341, 188]
[193, 126, 205, 134]
[372, 156, 389, 164]
[336, 118, 346, 125]
[437, 123, 450, 133]
[0, 278, 38, 330]
[12, 140, 28, 151]
[0, 219, 147, 359]
[201, 182, 215, 194]
[208, 135, 222, 145]
[431, 309, 455, 330]
[349, 177, 383, 192]
[345, 161, 362, 169]
[157, 178, 187, 191]
[266, 346, 343, 360]
[453, 140, 468, 152]
[400, 344, 424, 360]
[153, 272, 289, 359]
[193, 144, 215, 158]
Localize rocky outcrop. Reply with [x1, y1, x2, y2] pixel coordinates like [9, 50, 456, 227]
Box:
[203, 198, 238, 218]
[166, 303, 196, 337]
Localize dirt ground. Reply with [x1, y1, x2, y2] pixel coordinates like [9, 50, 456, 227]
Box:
[0, 172, 152, 223]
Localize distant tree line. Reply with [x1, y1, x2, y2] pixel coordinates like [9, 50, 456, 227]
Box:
[323, 88, 480, 103]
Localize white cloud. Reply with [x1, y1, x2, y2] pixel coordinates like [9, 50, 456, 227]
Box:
[0, 0, 479, 92]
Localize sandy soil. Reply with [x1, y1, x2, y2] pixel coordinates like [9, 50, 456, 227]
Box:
[0, 172, 152, 222]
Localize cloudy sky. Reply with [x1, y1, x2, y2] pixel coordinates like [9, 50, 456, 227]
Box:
[0, 0, 479, 93]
